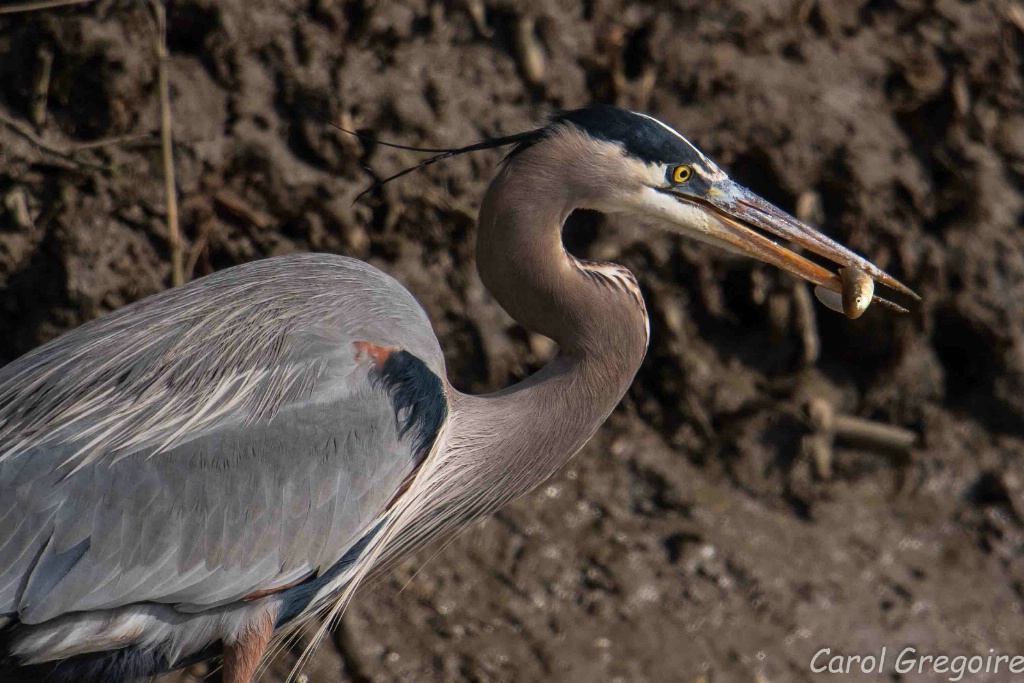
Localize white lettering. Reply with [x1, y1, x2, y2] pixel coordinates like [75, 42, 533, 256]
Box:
[947, 655, 972, 682]
[811, 646, 1024, 678]
[895, 647, 917, 674]
[810, 649, 829, 673]
[948, 656, 966, 682]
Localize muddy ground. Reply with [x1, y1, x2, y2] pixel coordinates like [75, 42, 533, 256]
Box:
[1, 0, 1024, 681]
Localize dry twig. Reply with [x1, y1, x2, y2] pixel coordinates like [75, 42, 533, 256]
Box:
[31, 46, 53, 128]
[792, 189, 824, 363]
[791, 281, 820, 365]
[0, 0, 92, 13]
[184, 218, 212, 282]
[1008, 2, 1024, 33]
[214, 190, 273, 230]
[831, 414, 916, 451]
[73, 132, 154, 151]
[0, 109, 148, 170]
[461, 0, 491, 38]
[804, 398, 917, 479]
[151, 0, 183, 286]
[3, 187, 33, 229]
[514, 13, 545, 87]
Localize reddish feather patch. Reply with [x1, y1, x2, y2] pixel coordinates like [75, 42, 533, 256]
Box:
[353, 341, 398, 368]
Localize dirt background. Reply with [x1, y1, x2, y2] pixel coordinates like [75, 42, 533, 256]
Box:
[2, 0, 1024, 681]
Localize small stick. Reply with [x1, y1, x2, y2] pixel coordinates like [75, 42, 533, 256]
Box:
[151, 0, 183, 287]
[685, 391, 716, 442]
[3, 187, 33, 230]
[793, 190, 822, 359]
[795, 189, 825, 227]
[72, 131, 154, 151]
[462, 0, 491, 38]
[0, 110, 108, 171]
[0, 0, 92, 13]
[803, 433, 832, 480]
[335, 110, 361, 157]
[806, 398, 916, 453]
[1008, 2, 1024, 33]
[214, 190, 273, 230]
[791, 281, 819, 365]
[183, 218, 212, 281]
[514, 13, 545, 86]
[951, 72, 970, 118]
[832, 414, 917, 451]
[31, 46, 53, 129]
[767, 290, 791, 340]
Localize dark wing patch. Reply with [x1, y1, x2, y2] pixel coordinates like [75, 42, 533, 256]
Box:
[274, 519, 383, 626]
[0, 643, 172, 683]
[366, 348, 448, 462]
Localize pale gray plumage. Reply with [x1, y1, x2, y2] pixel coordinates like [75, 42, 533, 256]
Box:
[0, 255, 441, 624]
[0, 105, 915, 683]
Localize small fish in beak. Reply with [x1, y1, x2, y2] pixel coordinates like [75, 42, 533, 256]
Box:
[657, 175, 914, 316]
[813, 267, 875, 319]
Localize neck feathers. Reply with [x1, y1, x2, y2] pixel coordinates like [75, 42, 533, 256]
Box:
[358, 129, 653, 608]
[475, 139, 649, 361]
[429, 135, 649, 520]
[568, 257, 650, 351]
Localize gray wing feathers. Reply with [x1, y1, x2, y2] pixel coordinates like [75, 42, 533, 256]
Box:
[0, 254, 443, 466]
[0, 254, 446, 624]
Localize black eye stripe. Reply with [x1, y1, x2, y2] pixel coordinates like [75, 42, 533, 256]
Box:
[552, 105, 700, 164]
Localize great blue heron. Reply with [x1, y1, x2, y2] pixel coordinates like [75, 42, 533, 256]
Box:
[0, 105, 916, 683]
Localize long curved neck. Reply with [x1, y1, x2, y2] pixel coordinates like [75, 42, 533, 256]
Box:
[444, 148, 649, 513]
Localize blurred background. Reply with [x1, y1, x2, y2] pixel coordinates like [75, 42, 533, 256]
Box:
[1, 1, 1022, 681]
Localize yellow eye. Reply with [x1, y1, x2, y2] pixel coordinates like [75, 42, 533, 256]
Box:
[672, 165, 692, 183]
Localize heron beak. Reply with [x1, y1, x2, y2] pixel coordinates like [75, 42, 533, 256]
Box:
[666, 181, 919, 312]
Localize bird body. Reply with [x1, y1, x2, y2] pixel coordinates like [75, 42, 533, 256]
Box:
[0, 106, 914, 682]
[0, 255, 449, 680]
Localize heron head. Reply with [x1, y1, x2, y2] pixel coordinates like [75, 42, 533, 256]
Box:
[537, 105, 918, 315]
